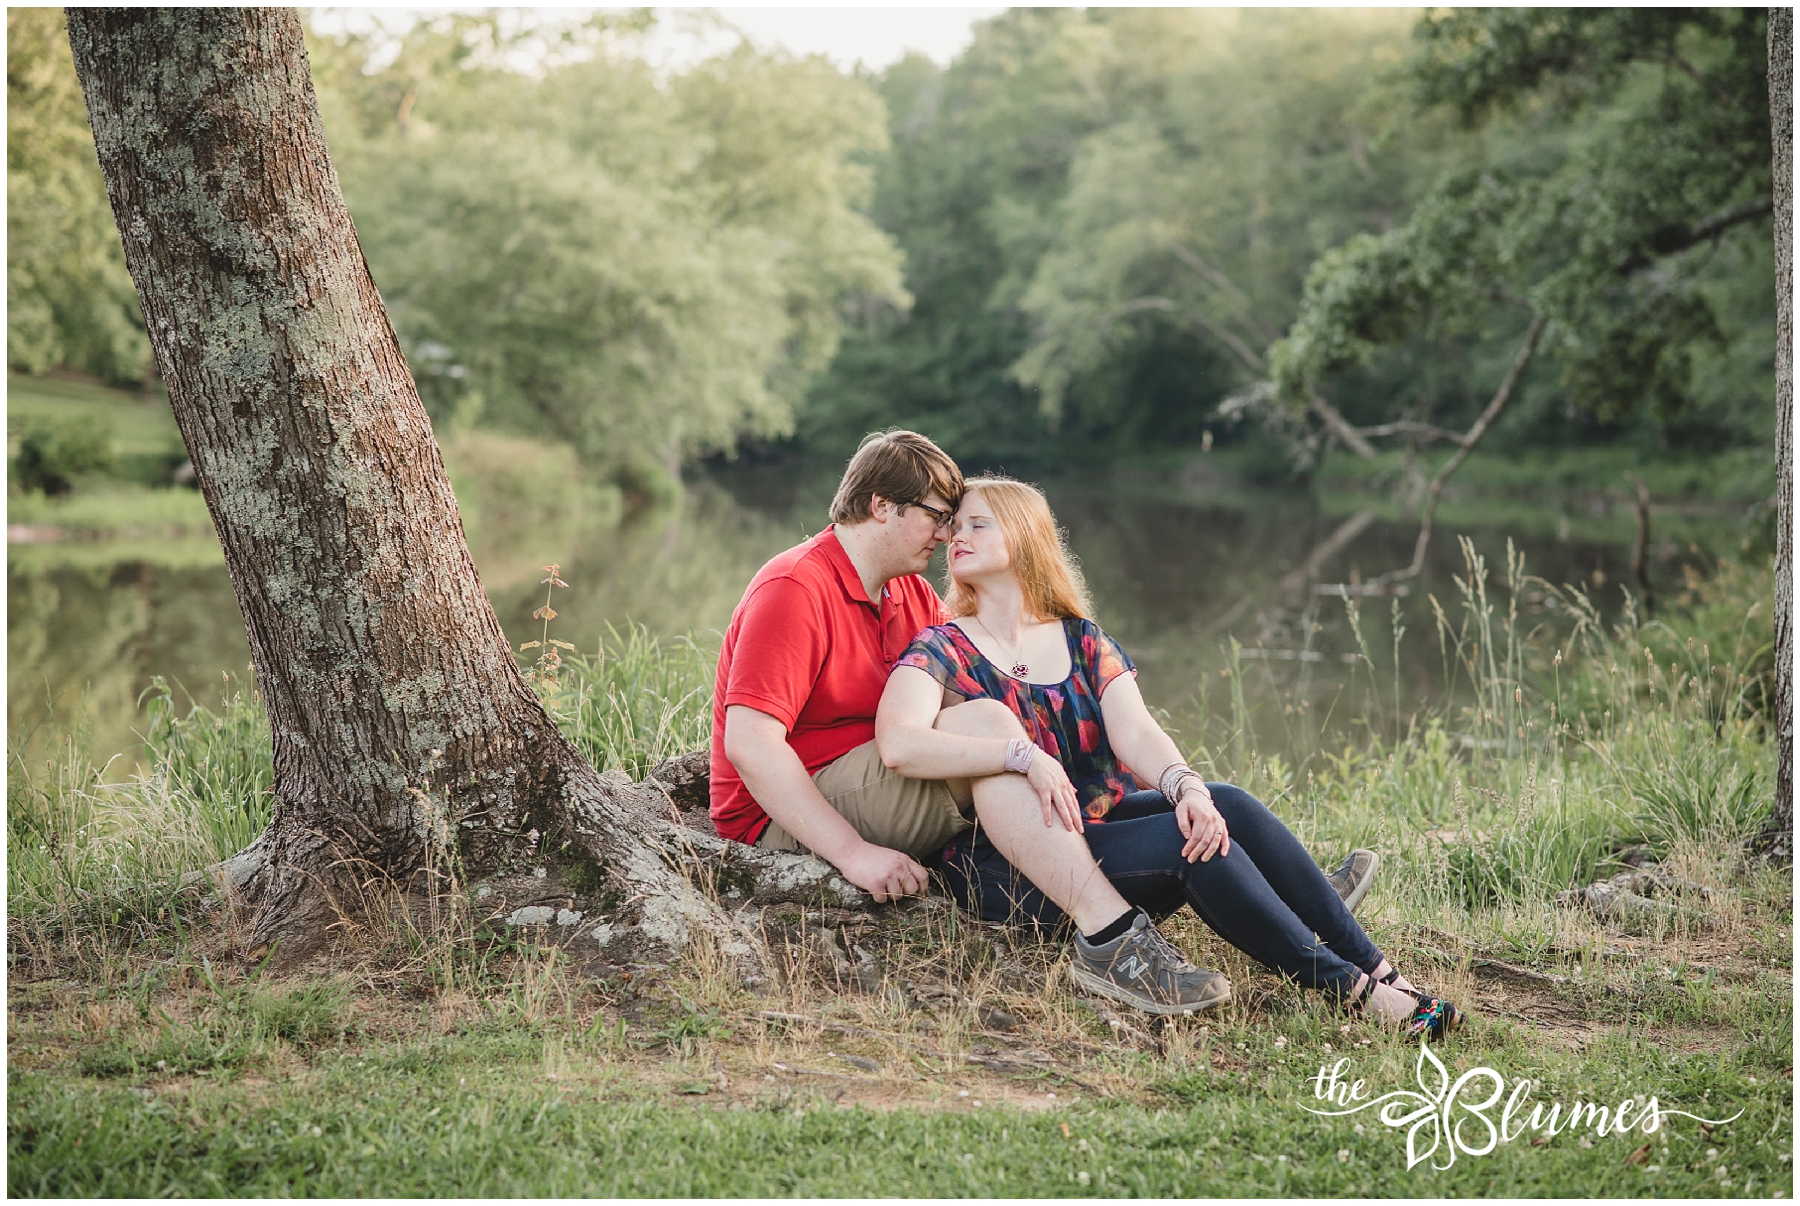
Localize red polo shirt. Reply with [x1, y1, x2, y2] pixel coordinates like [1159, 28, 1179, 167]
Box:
[709, 526, 948, 845]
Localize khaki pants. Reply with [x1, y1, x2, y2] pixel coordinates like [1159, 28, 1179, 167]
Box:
[756, 739, 973, 859]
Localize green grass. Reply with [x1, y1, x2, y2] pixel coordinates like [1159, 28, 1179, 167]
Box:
[6, 372, 184, 463]
[5, 373, 217, 542]
[4, 382, 620, 566]
[10, 1002, 1792, 1197]
[6, 552, 1789, 1197]
[1161, 542, 1777, 934]
[2, 531, 230, 571]
[546, 623, 717, 780]
[7, 677, 272, 952]
[7, 483, 217, 536]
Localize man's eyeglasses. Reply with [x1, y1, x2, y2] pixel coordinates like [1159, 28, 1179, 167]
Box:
[898, 499, 955, 532]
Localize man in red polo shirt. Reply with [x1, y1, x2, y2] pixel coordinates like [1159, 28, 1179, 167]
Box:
[711, 430, 970, 901]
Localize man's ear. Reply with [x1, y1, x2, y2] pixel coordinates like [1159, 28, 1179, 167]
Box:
[868, 494, 893, 523]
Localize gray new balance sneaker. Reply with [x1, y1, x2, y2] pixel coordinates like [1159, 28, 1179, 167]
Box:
[1326, 849, 1380, 913]
[1069, 913, 1232, 1016]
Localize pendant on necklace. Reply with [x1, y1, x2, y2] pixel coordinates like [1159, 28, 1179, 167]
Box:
[1012, 662, 1030, 679]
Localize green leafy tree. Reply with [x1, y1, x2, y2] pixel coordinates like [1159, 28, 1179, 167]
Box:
[800, 11, 1120, 461]
[6, 8, 149, 382]
[307, 14, 905, 495]
[1007, 10, 1441, 427]
[1268, 8, 1773, 576]
[806, 10, 1454, 463]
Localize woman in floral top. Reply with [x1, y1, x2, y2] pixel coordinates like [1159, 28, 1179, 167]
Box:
[876, 476, 1460, 1040]
[894, 617, 1140, 822]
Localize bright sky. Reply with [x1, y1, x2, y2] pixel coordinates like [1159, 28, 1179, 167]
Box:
[651, 8, 1007, 71]
[309, 7, 1008, 73]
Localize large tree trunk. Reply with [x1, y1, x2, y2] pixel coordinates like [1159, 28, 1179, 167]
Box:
[1766, 6, 1793, 861]
[65, 7, 764, 965]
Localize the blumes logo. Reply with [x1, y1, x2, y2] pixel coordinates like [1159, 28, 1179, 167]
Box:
[1304, 1043, 1742, 1171]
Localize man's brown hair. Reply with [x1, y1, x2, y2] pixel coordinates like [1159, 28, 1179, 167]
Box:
[828, 429, 964, 525]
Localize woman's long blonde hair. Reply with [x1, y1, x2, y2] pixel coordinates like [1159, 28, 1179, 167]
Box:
[945, 476, 1091, 620]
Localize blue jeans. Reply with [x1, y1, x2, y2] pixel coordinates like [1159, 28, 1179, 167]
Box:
[937, 784, 1383, 1000]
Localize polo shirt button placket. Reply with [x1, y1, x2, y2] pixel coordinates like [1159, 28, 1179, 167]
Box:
[878, 585, 895, 666]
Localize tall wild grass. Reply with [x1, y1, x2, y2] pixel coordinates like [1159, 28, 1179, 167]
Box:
[1177, 540, 1773, 930]
[8, 677, 273, 961]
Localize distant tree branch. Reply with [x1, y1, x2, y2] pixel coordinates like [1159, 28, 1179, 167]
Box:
[1114, 294, 1269, 374]
[1276, 510, 1378, 602]
[1687, 195, 1774, 242]
[1626, 196, 1774, 272]
[1353, 419, 1466, 444]
[1306, 388, 1378, 459]
[1116, 296, 1176, 317]
[1663, 49, 1708, 87]
[1192, 311, 1269, 378]
[1164, 242, 1277, 343]
[1370, 312, 1548, 585]
[1217, 377, 1382, 462]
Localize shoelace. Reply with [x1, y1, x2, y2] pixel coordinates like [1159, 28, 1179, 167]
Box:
[1140, 923, 1200, 974]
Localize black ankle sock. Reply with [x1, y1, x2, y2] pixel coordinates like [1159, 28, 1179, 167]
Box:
[1083, 907, 1144, 946]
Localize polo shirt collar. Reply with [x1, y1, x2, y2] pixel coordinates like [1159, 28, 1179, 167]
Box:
[821, 524, 882, 607]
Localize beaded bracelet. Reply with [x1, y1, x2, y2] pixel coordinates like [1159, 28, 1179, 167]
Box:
[1004, 737, 1036, 774]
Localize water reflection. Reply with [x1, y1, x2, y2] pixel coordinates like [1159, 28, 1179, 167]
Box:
[9, 462, 1740, 773]
[8, 555, 248, 771]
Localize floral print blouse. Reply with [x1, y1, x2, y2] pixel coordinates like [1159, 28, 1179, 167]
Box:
[894, 617, 1141, 821]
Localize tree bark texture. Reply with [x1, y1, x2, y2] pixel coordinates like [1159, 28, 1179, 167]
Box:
[65, 8, 763, 962]
[1768, 6, 1793, 859]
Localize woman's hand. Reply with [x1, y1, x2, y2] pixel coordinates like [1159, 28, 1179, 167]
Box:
[1025, 749, 1084, 832]
[1174, 779, 1230, 862]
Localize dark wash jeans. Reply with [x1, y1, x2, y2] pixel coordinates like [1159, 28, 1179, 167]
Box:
[936, 784, 1383, 1000]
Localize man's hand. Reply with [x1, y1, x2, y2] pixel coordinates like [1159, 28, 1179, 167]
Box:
[836, 840, 930, 902]
[1025, 750, 1085, 832]
[1174, 780, 1230, 863]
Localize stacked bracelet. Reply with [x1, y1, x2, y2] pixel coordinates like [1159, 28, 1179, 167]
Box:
[1158, 761, 1203, 803]
[1004, 737, 1036, 774]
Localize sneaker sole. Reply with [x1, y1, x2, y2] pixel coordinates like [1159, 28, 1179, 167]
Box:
[1338, 849, 1379, 913]
[1067, 962, 1233, 1017]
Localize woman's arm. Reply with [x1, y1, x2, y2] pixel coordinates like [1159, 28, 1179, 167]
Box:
[875, 666, 1011, 779]
[1099, 671, 1231, 862]
[876, 666, 1084, 829]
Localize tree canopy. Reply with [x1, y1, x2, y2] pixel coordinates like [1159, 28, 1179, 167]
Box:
[805, 7, 1774, 467]
[308, 14, 906, 496]
[1272, 8, 1774, 449]
[9, 8, 1776, 482]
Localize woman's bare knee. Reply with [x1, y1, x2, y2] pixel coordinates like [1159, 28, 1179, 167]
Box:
[934, 697, 1023, 739]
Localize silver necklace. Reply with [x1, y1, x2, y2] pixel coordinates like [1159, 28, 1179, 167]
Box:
[973, 614, 1032, 680]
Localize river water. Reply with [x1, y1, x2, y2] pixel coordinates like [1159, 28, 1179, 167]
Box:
[7, 458, 1744, 775]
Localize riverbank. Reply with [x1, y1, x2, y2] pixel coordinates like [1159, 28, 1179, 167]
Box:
[7, 370, 1774, 787]
[9, 373, 1779, 547]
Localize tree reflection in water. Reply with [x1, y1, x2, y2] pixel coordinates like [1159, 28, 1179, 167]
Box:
[9, 464, 1735, 776]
